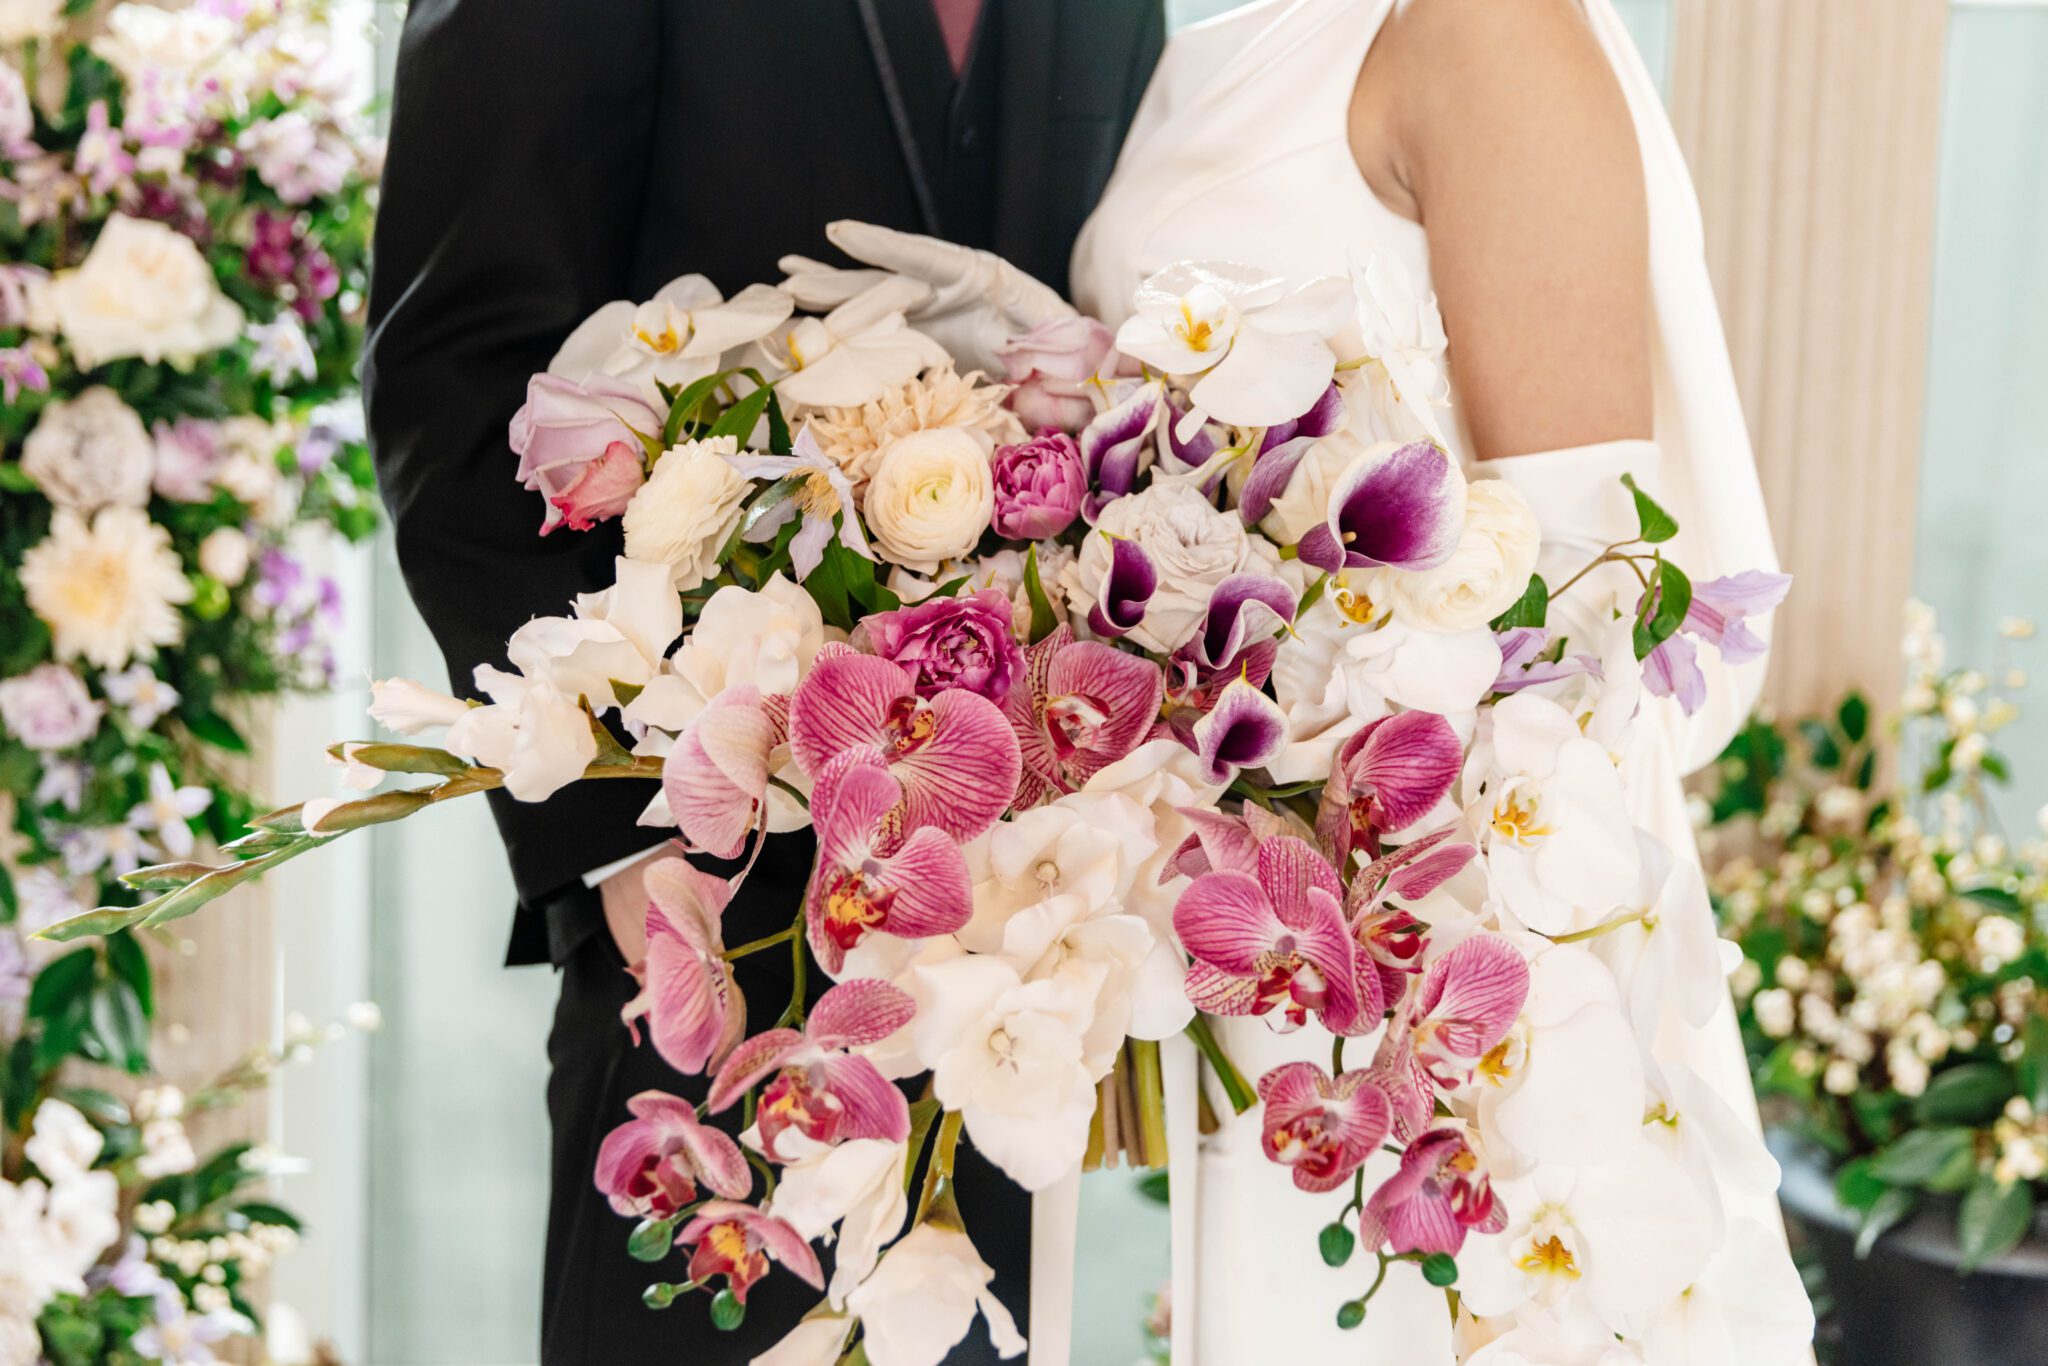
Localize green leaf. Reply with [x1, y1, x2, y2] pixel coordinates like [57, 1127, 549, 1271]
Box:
[1869, 1126, 1976, 1192]
[328, 742, 473, 777]
[1419, 1252, 1459, 1286]
[1023, 544, 1059, 644]
[1833, 1156, 1887, 1213]
[0, 465, 37, 492]
[628, 1216, 678, 1263]
[764, 389, 793, 455]
[1960, 886, 2025, 917]
[1800, 717, 1843, 770]
[1620, 473, 1679, 543]
[1318, 1221, 1355, 1267]
[662, 372, 730, 447]
[1489, 573, 1550, 630]
[181, 707, 249, 753]
[1631, 559, 1692, 660]
[707, 383, 774, 443]
[1914, 1062, 2016, 1127]
[2019, 1014, 2048, 1113]
[1136, 1168, 1170, 1204]
[0, 860, 14, 923]
[27, 948, 96, 1023]
[1836, 692, 1870, 744]
[57, 1086, 131, 1126]
[1958, 1175, 2035, 1272]
[1854, 1186, 1917, 1258]
[105, 931, 154, 1019]
[234, 1201, 304, 1232]
[87, 977, 150, 1074]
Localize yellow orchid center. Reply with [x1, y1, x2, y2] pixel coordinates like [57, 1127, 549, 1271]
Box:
[1491, 786, 1551, 845]
[1176, 297, 1223, 352]
[1517, 1234, 1582, 1280]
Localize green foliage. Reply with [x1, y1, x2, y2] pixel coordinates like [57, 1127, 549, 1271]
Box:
[1488, 573, 1549, 631]
[1619, 473, 1679, 544]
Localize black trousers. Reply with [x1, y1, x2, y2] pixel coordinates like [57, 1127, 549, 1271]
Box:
[540, 901, 1034, 1363]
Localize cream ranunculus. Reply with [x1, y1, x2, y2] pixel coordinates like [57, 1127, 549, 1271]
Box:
[20, 507, 193, 669]
[861, 426, 994, 573]
[621, 435, 751, 590]
[48, 215, 244, 368]
[1366, 479, 1541, 633]
[20, 387, 154, 513]
[1063, 482, 1286, 654]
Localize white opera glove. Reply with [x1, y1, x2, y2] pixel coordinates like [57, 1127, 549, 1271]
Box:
[778, 220, 1076, 376]
[1477, 439, 1772, 776]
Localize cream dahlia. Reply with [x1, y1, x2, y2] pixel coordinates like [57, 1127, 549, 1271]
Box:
[807, 366, 1023, 493]
[20, 508, 194, 669]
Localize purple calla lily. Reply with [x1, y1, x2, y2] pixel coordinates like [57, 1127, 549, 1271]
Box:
[1078, 380, 1163, 521]
[1004, 628, 1166, 808]
[1188, 678, 1288, 785]
[1236, 383, 1347, 525]
[1181, 573, 1298, 672]
[1295, 440, 1464, 575]
[1085, 536, 1159, 640]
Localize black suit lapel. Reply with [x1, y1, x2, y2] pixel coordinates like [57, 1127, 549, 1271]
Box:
[853, 0, 955, 235]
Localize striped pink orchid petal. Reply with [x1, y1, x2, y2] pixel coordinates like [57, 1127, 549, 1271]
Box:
[787, 645, 913, 777]
[1415, 935, 1530, 1068]
[1256, 1061, 1394, 1193]
[1185, 961, 1262, 1015]
[1172, 870, 1284, 974]
[805, 752, 974, 973]
[1258, 836, 1344, 928]
[705, 1028, 806, 1115]
[665, 685, 783, 859]
[1358, 1125, 1503, 1256]
[813, 1053, 912, 1143]
[1317, 713, 1465, 867]
[888, 688, 1021, 840]
[807, 978, 917, 1050]
[1165, 806, 1264, 881]
[638, 908, 745, 1075]
[868, 826, 975, 939]
[1290, 884, 1370, 1035]
[677, 1201, 825, 1300]
[1047, 639, 1166, 786]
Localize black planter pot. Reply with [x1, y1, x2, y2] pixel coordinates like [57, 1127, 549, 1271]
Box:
[1770, 1133, 2048, 1365]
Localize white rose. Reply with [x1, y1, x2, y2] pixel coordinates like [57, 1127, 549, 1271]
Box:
[1063, 482, 1284, 654]
[197, 527, 251, 587]
[1366, 479, 1540, 633]
[48, 216, 245, 368]
[862, 427, 994, 573]
[90, 4, 235, 86]
[21, 387, 154, 513]
[0, 0, 62, 44]
[621, 435, 750, 590]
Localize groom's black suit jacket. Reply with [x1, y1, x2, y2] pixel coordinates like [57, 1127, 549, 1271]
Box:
[364, 0, 1164, 966]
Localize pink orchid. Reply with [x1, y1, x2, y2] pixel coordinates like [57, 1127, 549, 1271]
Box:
[1174, 836, 1377, 1035]
[1258, 1062, 1394, 1193]
[1375, 935, 1529, 1130]
[706, 979, 917, 1161]
[788, 644, 1021, 841]
[1004, 628, 1165, 809]
[675, 1200, 824, 1303]
[1345, 827, 1473, 1004]
[1357, 1123, 1507, 1256]
[664, 686, 790, 860]
[593, 1090, 752, 1219]
[622, 858, 747, 1075]
[1315, 711, 1464, 870]
[803, 751, 975, 974]
[1161, 804, 1301, 882]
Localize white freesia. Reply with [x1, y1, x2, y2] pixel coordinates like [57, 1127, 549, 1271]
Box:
[765, 1136, 909, 1307]
[1268, 582, 1501, 782]
[20, 387, 154, 514]
[1463, 693, 1642, 935]
[48, 216, 244, 368]
[21, 508, 193, 669]
[845, 1221, 1027, 1366]
[913, 955, 1101, 1190]
[766, 277, 952, 410]
[622, 436, 751, 590]
[1062, 482, 1286, 654]
[549, 275, 793, 409]
[1458, 1137, 1714, 1337]
[862, 427, 993, 573]
[368, 678, 473, 735]
[1366, 479, 1541, 632]
[1115, 261, 1350, 427]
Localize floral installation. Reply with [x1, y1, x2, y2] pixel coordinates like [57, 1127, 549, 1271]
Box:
[1704, 600, 2048, 1272]
[43, 238, 1801, 1365]
[0, 991, 380, 1365]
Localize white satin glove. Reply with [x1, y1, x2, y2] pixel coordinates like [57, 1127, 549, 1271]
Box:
[779, 220, 1075, 377]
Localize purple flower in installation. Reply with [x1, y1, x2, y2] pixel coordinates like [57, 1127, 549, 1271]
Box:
[990, 430, 1086, 540]
[857, 589, 1025, 705]
[1082, 535, 1157, 641]
[0, 346, 47, 404]
[1076, 379, 1162, 520]
[1295, 440, 1464, 575]
[1491, 627, 1602, 695]
[0, 664, 104, 752]
[1188, 677, 1287, 786]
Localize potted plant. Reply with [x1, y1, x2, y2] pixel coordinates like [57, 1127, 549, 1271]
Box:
[1702, 602, 2048, 1365]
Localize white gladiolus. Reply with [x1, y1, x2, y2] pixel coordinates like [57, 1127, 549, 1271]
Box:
[368, 678, 472, 735]
[845, 1222, 1026, 1366]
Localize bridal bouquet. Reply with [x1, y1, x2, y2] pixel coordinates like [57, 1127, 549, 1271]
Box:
[43, 237, 1794, 1364]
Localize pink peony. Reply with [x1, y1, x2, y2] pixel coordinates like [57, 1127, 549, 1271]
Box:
[857, 589, 1025, 704]
[989, 430, 1086, 541]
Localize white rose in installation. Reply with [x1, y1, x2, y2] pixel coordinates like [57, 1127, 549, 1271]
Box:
[844, 1220, 1027, 1366]
[549, 274, 793, 409]
[91, 3, 235, 85]
[21, 387, 154, 514]
[1367, 479, 1541, 633]
[1063, 482, 1284, 655]
[48, 215, 244, 367]
[862, 426, 994, 574]
[621, 435, 750, 590]
[0, 664, 103, 752]
[1463, 692, 1642, 936]
[0, 0, 62, 44]
[20, 508, 193, 669]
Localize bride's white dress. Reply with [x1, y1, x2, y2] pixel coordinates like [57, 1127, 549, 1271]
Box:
[1064, 0, 1803, 1361]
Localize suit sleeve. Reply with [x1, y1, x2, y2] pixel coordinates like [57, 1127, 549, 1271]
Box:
[362, 0, 669, 910]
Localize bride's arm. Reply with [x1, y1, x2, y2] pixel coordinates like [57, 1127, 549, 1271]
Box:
[1350, 0, 1651, 459]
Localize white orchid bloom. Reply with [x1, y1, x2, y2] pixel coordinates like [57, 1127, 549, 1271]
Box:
[548, 274, 793, 408]
[1115, 261, 1351, 429]
[1459, 1137, 1715, 1339]
[1473, 939, 1646, 1174]
[1639, 1218, 1814, 1366]
[1463, 693, 1642, 936]
[1345, 251, 1451, 446]
[912, 955, 1101, 1191]
[763, 1135, 909, 1308]
[765, 276, 951, 410]
[1585, 833, 1737, 1036]
[844, 1221, 1026, 1366]
[1641, 1062, 1783, 1246]
[1464, 1303, 1646, 1366]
